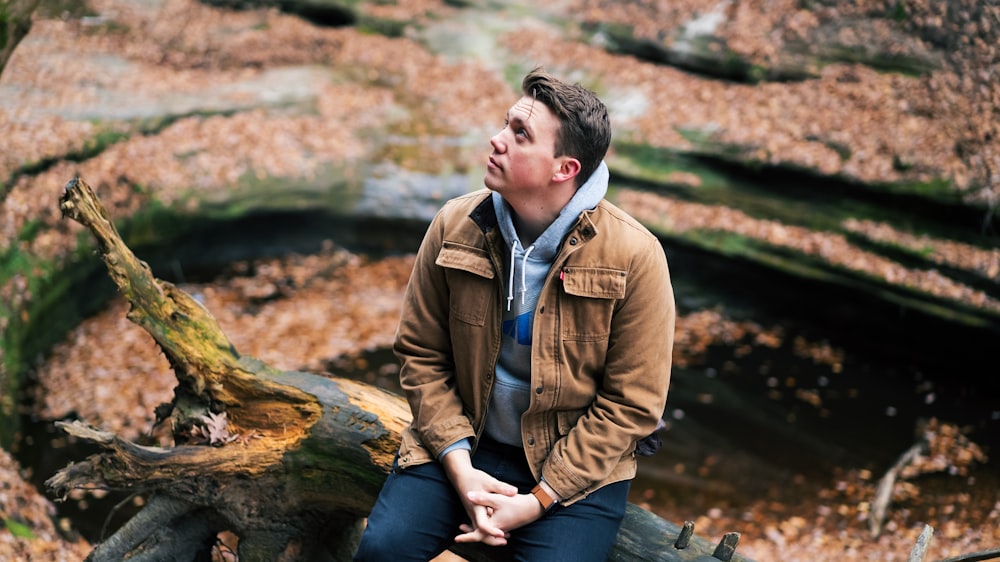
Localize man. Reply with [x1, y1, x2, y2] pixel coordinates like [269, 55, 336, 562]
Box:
[354, 67, 674, 562]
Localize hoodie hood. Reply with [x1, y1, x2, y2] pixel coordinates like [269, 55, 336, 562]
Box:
[491, 160, 608, 264]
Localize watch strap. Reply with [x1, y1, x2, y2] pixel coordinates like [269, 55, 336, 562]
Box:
[531, 483, 557, 512]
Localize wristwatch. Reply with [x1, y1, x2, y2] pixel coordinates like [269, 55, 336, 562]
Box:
[531, 483, 558, 512]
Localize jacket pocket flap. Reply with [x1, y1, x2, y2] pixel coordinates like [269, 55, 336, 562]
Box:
[436, 243, 495, 279]
[561, 267, 626, 299]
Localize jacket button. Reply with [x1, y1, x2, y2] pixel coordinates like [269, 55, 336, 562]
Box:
[527, 436, 535, 446]
[569, 237, 578, 245]
[535, 386, 543, 394]
[539, 306, 545, 314]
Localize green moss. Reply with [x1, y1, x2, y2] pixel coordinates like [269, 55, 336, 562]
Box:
[825, 140, 852, 161]
[0, 232, 114, 448]
[1, 180, 317, 446]
[649, 225, 1000, 328]
[673, 127, 716, 148]
[202, 162, 363, 217]
[608, 142, 998, 298]
[0, 15, 8, 53]
[4, 518, 35, 539]
[82, 18, 130, 35]
[890, 1, 908, 23]
[35, 0, 94, 19]
[718, 48, 765, 83]
[16, 219, 45, 243]
[867, 171, 957, 201]
[608, 142, 728, 191]
[357, 14, 406, 37]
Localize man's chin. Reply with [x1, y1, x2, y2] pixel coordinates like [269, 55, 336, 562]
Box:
[483, 176, 502, 192]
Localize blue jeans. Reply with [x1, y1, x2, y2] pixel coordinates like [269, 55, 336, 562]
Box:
[353, 437, 629, 562]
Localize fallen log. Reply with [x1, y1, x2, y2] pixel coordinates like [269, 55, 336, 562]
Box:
[46, 176, 755, 561]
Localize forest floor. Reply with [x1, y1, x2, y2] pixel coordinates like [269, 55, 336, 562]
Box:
[1, 0, 998, 560]
[6, 247, 997, 562]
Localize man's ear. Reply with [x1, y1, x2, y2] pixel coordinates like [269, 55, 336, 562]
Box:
[552, 157, 581, 185]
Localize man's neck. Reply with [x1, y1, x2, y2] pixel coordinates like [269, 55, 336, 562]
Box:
[511, 212, 548, 247]
[506, 183, 577, 245]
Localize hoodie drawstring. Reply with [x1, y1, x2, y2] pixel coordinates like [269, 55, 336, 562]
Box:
[520, 245, 534, 305]
[506, 240, 535, 311]
[506, 240, 520, 311]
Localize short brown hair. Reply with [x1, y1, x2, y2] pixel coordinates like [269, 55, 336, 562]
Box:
[521, 67, 611, 186]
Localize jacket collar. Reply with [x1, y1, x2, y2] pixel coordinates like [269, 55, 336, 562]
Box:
[469, 193, 498, 233]
[469, 193, 605, 248]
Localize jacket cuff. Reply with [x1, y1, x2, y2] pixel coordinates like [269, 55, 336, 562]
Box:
[540, 451, 590, 502]
[419, 415, 475, 458]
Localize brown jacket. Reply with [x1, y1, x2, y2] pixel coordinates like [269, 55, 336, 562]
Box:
[394, 189, 674, 504]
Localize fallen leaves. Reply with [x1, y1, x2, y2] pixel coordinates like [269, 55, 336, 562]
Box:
[0, 449, 91, 562]
[188, 412, 261, 447]
[3, 0, 998, 560]
[617, 189, 1000, 313]
[23, 243, 1000, 562]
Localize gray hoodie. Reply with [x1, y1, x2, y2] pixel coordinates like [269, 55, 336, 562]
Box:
[483, 161, 610, 447]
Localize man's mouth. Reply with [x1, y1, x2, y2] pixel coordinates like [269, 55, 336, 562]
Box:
[488, 156, 502, 171]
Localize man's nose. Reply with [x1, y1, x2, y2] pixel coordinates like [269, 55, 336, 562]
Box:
[490, 132, 505, 152]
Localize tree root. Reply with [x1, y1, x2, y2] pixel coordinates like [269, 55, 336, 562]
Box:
[869, 439, 926, 537]
[85, 495, 196, 561]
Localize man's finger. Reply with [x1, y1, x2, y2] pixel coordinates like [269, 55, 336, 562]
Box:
[489, 480, 518, 496]
[467, 491, 498, 508]
[455, 530, 508, 546]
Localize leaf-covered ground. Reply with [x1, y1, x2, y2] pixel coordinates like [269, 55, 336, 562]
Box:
[1, 0, 997, 560]
[4, 246, 993, 562]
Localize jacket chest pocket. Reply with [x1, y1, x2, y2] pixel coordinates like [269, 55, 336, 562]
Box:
[559, 266, 625, 341]
[437, 242, 495, 327]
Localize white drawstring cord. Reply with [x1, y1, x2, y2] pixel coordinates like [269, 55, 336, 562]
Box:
[520, 245, 535, 305]
[507, 240, 520, 311]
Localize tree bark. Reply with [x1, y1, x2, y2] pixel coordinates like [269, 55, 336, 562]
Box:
[47, 176, 754, 561]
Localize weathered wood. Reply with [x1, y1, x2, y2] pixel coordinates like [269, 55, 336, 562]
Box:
[47, 176, 755, 561]
[450, 505, 749, 562]
[907, 524, 933, 562]
[83, 495, 197, 561]
[51, 177, 410, 560]
[675, 521, 695, 549]
[711, 532, 740, 561]
[610, 509, 742, 562]
[870, 439, 927, 537]
[936, 547, 1000, 562]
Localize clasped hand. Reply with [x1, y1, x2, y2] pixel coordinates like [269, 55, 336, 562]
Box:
[442, 450, 545, 546]
[455, 482, 545, 545]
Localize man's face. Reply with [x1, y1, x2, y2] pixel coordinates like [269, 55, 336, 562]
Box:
[484, 95, 562, 197]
